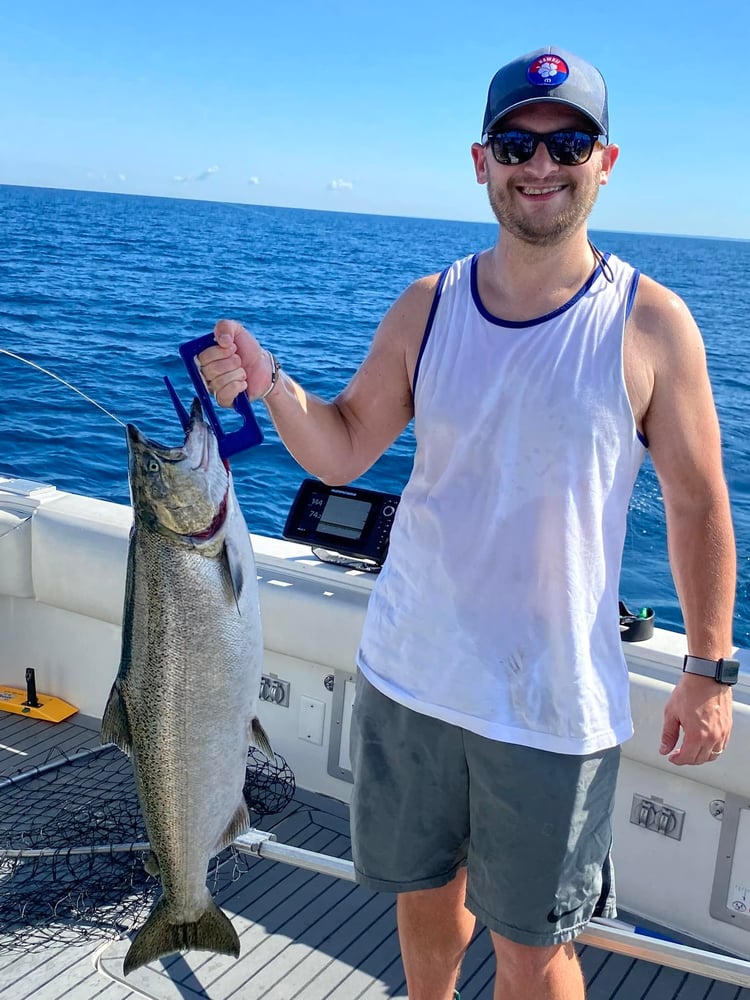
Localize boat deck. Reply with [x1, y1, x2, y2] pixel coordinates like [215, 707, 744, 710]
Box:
[1, 712, 749, 1000]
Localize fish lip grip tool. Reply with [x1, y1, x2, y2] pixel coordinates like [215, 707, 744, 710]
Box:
[164, 333, 264, 459]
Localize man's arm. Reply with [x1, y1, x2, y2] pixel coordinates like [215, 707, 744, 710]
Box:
[630, 276, 736, 765]
[198, 275, 440, 485]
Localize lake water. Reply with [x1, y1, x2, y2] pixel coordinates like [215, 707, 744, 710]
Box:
[1, 184, 748, 646]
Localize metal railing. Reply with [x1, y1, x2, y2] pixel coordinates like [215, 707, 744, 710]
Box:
[234, 829, 750, 989]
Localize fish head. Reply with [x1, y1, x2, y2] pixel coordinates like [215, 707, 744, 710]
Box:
[126, 398, 229, 539]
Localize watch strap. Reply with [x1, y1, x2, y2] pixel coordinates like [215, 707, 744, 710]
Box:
[682, 654, 739, 685]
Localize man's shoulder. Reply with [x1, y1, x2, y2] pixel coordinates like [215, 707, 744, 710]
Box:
[391, 253, 478, 334]
[626, 272, 704, 378]
[629, 273, 696, 337]
[377, 271, 444, 350]
[407, 253, 477, 299]
[395, 270, 445, 320]
[409, 271, 444, 295]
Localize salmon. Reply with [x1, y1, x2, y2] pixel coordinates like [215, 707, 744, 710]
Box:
[101, 398, 270, 975]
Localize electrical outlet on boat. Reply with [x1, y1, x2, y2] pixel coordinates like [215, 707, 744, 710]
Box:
[259, 673, 290, 707]
[630, 793, 686, 840]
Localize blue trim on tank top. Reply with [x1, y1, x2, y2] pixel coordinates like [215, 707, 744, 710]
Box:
[413, 265, 450, 394]
[625, 269, 641, 319]
[469, 252, 610, 327]
[624, 269, 649, 449]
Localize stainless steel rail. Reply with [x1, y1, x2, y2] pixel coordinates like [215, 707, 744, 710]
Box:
[234, 829, 750, 989]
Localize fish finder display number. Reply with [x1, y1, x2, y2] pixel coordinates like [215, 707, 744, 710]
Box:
[283, 479, 401, 565]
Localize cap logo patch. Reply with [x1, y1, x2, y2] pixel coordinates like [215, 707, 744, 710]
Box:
[527, 55, 569, 88]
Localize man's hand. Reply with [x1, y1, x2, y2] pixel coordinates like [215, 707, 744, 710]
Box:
[660, 673, 733, 765]
[197, 320, 275, 407]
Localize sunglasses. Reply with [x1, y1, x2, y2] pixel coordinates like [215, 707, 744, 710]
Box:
[486, 129, 601, 166]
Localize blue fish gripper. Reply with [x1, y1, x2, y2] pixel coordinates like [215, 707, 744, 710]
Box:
[164, 332, 264, 460]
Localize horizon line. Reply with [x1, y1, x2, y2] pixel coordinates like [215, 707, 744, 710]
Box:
[1, 181, 748, 245]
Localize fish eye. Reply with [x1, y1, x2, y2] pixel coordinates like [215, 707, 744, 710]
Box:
[147, 459, 160, 473]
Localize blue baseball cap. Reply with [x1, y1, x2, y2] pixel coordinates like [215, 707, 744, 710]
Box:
[482, 47, 609, 141]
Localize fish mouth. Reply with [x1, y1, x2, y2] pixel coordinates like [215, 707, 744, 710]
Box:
[126, 422, 187, 463]
[183, 402, 230, 539]
[127, 399, 214, 469]
[189, 488, 229, 541]
[184, 400, 231, 476]
[126, 422, 150, 449]
[190, 418, 212, 474]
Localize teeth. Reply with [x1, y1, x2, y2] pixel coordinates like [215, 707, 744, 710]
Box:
[521, 185, 565, 195]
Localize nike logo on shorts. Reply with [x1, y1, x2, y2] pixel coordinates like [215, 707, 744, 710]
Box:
[547, 903, 582, 923]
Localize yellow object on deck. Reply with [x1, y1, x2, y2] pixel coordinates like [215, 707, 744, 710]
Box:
[0, 669, 77, 723]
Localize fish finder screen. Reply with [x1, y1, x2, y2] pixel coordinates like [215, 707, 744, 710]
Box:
[318, 495, 371, 540]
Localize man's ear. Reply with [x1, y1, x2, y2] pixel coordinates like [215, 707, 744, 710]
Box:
[599, 143, 620, 186]
[471, 142, 488, 185]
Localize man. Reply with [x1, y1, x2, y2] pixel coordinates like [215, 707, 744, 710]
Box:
[198, 47, 736, 1000]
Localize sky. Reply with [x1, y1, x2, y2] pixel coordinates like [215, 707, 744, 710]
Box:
[2, 0, 749, 240]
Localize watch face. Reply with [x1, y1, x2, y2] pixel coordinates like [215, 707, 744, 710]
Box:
[719, 659, 740, 684]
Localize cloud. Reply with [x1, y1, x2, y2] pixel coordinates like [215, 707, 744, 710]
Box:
[248, 176, 260, 185]
[195, 165, 220, 181]
[173, 166, 220, 184]
[327, 178, 353, 191]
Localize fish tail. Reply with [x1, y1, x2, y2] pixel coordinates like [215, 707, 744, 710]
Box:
[122, 896, 240, 975]
[251, 717, 273, 758]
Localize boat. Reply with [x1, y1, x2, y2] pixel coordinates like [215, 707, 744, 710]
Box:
[1, 471, 750, 999]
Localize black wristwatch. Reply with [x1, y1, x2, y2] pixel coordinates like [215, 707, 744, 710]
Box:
[682, 655, 740, 685]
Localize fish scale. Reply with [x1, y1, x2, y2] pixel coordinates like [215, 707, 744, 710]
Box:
[101, 397, 271, 975]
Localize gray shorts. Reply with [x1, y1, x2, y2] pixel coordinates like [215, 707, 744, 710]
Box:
[349, 672, 620, 947]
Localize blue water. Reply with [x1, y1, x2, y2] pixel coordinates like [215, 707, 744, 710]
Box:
[1, 184, 748, 647]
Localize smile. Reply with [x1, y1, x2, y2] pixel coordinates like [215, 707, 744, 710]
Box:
[518, 185, 566, 196]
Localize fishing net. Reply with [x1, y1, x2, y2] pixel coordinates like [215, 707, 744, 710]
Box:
[0, 742, 296, 952]
[244, 745, 296, 819]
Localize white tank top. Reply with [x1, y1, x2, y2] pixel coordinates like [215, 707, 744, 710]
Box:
[357, 251, 645, 754]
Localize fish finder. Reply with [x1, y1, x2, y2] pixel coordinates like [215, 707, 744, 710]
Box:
[283, 479, 400, 566]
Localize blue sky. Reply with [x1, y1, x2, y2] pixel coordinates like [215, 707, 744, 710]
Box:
[3, 0, 748, 239]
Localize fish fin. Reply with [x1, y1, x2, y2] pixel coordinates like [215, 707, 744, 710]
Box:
[143, 851, 160, 877]
[122, 895, 240, 975]
[250, 717, 274, 759]
[100, 681, 132, 753]
[215, 800, 251, 853]
[223, 533, 244, 607]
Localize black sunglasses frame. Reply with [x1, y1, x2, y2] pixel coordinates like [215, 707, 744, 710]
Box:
[485, 129, 602, 167]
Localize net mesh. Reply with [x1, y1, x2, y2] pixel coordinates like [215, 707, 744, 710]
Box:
[0, 742, 295, 952]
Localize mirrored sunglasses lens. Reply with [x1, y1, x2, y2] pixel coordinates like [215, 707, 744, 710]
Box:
[548, 131, 596, 165]
[491, 131, 537, 165]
